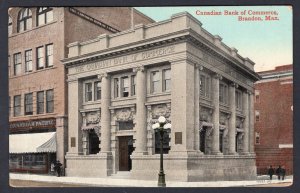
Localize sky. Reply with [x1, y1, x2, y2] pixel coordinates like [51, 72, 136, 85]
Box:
[136, 6, 293, 72]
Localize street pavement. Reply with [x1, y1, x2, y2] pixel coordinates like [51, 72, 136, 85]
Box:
[9, 173, 293, 187]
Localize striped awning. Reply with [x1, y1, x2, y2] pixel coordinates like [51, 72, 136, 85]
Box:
[9, 132, 56, 154]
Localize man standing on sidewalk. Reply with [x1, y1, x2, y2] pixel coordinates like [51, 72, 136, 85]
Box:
[268, 165, 275, 180]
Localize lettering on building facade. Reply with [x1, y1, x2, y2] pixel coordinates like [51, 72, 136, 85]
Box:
[73, 46, 176, 74]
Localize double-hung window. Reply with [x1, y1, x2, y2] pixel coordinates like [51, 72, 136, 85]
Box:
[37, 47, 44, 69]
[94, 81, 101, 101]
[18, 8, 32, 32]
[46, 89, 54, 113]
[121, 76, 129, 97]
[25, 50, 33, 73]
[24, 93, 33, 115]
[37, 91, 44, 114]
[14, 95, 21, 117]
[131, 75, 136, 96]
[151, 71, 160, 93]
[200, 74, 210, 98]
[14, 53, 22, 75]
[235, 90, 242, 110]
[46, 44, 53, 67]
[163, 69, 171, 92]
[8, 16, 12, 35]
[37, 7, 53, 26]
[114, 78, 120, 98]
[219, 83, 228, 104]
[85, 83, 93, 102]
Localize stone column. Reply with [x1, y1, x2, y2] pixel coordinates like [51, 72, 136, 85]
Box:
[228, 83, 237, 154]
[211, 74, 222, 155]
[242, 91, 249, 154]
[249, 91, 255, 154]
[133, 66, 147, 155]
[194, 64, 202, 152]
[99, 73, 111, 153]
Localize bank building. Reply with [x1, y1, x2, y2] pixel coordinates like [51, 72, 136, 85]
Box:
[63, 12, 260, 181]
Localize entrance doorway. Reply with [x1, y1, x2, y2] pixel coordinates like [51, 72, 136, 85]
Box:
[118, 136, 134, 171]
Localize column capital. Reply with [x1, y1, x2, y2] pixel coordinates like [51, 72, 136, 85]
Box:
[213, 73, 223, 80]
[230, 82, 239, 88]
[246, 90, 253, 95]
[97, 73, 109, 80]
[195, 63, 204, 70]
[132, 65, 145, 73]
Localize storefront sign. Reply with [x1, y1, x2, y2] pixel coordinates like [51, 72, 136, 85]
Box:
[9, 118, 56, 130]
[73, 45, 176, 73]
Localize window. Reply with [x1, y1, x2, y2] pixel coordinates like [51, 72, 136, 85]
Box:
[114, 78, 119, 98]
[37, 91, 44, 114]
[255, 90, 260, 103]
[24, 93, 33, 115]
[23, 155, 33, 166]
[14, 95, 21, 117]
[37, 46, 44, 69]
[200, 74, 210, 98]
[94, 81, 101, 100]
[35, 155, 45, 165]
[163, 69, 171, 92]
[121, 76, 129, 97]
[13, 53, 22, 75]
[219, 130, 224, 153]
[155, 129, 170, 154]
[119, 121, 134, 130]
[255, 132, 260, 144]
[151, 71, 160, 93]
[18, 8, 32, 32]
[25, 50, 33, 72]
[131, 75, 136, 96]
[219, 83, 228, 104]
[46, 44, 53, 67]
[235, 90, 242, 110]
[85, 83, 92, 102]
[255, 110, 260, 122]
[46, 89, 54, 113]
[8, 16, 12, 35]
[37, 7, 53, 26]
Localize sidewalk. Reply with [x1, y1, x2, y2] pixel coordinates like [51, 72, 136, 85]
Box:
[9, 173, 293, 187]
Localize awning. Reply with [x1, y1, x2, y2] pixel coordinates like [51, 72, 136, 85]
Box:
[9, 132, 56, 154]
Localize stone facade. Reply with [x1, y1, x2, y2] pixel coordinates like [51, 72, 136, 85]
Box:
[8, 7, 154, 173]
[63, 12, 260, 181]
[254, 65, 293, 175]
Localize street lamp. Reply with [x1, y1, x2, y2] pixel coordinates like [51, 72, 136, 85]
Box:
[152, 116, 171, 187]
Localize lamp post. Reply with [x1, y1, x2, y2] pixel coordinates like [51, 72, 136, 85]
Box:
[152, 116, 171, 187]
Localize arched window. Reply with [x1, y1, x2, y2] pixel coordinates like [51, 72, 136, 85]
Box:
[8, 16, 12, 35]
[18, 8, 32, 32]
[37, 7, 53, 26]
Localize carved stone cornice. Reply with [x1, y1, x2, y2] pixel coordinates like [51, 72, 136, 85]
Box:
[230, 82, 239, 89]
[213, 73, 223, 80]
[195, 63, 204, 70]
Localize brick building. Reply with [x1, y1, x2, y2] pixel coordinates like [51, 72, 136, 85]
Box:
[254, 64, 293, 175]
[8, 7, 154, 174]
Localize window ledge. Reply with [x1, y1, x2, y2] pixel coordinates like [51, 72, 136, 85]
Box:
[111, 96, 136, 102]
[83, 100, 102, 105]
[147, 92, 171, 98]
[9, 66, 57, 79]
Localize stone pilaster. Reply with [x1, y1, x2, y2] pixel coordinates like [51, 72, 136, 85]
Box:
[249, 91, 255, 154]
[133, 66, 148, 155]
[211, 73, 222, 155]
[194, 64, 202, 152]
[66, 79, 83, 155]
[242, 91, 249, 154]
[228, 83, 237, 154]
[99, 73, 111, 153]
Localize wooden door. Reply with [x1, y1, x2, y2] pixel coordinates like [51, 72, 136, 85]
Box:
[119, 136, 133, 171]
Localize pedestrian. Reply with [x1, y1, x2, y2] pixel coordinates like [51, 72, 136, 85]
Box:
[281, 166, 286, 180]
[54, 160, 62, 177]
[276, 165, 282, 180]
[50, 162, 55, 174]
[267, 165, 275, 180]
